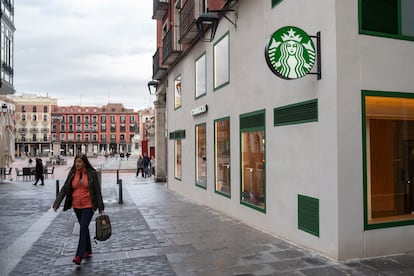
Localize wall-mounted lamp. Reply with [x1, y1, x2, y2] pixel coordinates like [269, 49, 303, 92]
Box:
[147, 80, 159, 95]
[1, 103, 8, 113]
[196, 13, 220, 42]
[196, 8, 236, 42]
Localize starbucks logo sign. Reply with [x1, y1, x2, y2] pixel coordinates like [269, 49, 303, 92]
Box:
[265, 26, 316, 79]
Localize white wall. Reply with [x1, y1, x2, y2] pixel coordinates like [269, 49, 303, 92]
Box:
[335, 0, 414, 260]
[166, 0, 414, 260]
[167, 0, 342, 259]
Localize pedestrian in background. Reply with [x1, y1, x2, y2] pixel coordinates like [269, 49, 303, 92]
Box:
[136, 155, 144, 177]
[143, 153, 150, 178]
[52, 154, 104, 265]
[33, 158, 44, 186]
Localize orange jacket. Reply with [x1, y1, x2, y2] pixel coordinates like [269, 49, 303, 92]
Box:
[71, 169, 92, 209]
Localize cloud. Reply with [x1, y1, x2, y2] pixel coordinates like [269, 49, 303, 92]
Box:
[14, 0, 156, 110]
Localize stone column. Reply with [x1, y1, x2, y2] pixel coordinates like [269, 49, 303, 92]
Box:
[154, 93, 167, 182]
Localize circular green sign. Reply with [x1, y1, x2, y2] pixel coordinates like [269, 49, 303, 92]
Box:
[265, 26, 316, 79]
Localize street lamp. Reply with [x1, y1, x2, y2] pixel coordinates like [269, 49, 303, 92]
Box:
[196, 8, 236, 42]
[196, 12, 220, 42]
[147, 80, 159, 95]
[1, 103, 7, 113]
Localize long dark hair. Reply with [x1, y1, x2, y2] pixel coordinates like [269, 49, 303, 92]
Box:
[70, 154, 95, 174]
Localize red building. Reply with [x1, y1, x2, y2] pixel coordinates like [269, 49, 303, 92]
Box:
[51, 103, 140, 156]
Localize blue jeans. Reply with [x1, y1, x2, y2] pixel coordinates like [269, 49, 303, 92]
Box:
[74, 208, 94, 258]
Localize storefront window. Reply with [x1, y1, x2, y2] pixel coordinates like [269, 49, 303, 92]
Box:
[215, 118, 230, 196]
[363, 91, 414, 228]
[240, 110, 266, 211]
[171, 130, 185, 180]
[175, 140, 182, 179]
[213, 32, 229, 90]
[175, 75, 182, 109]
[360, 0, 414, 40]
[196, 123, 207, 188]
[195, 53, 206, 99]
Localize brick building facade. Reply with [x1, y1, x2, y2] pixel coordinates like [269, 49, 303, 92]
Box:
[9, 94, 153, 158]
[51, 103, 140, 156]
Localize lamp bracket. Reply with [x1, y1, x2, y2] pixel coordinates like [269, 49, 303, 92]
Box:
[207, 9, 236, 27]
[308, 32, 322, 80]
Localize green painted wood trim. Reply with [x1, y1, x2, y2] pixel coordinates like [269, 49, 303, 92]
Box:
[195, 52, 207, 100]
[271, 0, 283, 8]
[239, 109, 266, 213]
[240, 109, 266, 130]
[362, 90, 414, 230]
[214, 116, 231, 198]
[195, 123, 207, 189]
[358, 0, 414, 41]
[298, 194, 319, 237]
[274, 99, 318, 126]
[169, 129, 186, 140]
[213, 32, 230, 91]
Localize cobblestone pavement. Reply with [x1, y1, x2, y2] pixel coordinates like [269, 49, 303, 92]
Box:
[1, 157, 414, 275]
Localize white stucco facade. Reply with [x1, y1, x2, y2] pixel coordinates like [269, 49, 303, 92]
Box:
[164, 0, 414, 260]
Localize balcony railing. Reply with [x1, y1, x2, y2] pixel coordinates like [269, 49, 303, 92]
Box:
[41, 128, 49, 132]
[152, 0, 169, 20]
[30, 128, 38, 133]
[162, 27, 182, 65]
[179, 0, 201, 44]
[18, 138, 50, 143]
[152, 48, 167, 80]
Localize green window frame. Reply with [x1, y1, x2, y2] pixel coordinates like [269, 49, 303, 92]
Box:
[359, 0, 414, 41]
[195, 123, 207, 189]
[195, 53, 207, 99]
[214, 117, 231, 197]
[240, 109, 266, 212]
[362, 90, 414, 230]
[271, 0, 283, 8]
[213, 32, 230, 91]
[170, 130, 186, 180]
[174, 140, 182, 180]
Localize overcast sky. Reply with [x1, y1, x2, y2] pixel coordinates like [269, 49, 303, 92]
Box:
[14, 0, 156, 110]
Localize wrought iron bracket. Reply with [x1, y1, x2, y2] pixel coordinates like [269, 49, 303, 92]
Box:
[308, 32, 322, 80]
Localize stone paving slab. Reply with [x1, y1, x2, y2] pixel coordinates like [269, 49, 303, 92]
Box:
[6, 176, 176, 276]
[2, 160, 414, 275]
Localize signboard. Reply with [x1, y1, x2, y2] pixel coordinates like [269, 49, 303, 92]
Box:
[191, 104, 208, 116]
[265, 26, 316, 80]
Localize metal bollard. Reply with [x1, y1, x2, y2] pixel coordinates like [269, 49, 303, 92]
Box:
[118, 179, 123, 204]
[56, 180, 59, 197]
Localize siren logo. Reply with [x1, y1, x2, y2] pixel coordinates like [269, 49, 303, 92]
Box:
[265, 26, 316, 79]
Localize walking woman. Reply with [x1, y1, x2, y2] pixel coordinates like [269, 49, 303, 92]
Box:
[52, 154, 104, 265]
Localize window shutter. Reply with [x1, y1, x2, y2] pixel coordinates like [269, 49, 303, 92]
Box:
[298, 194, 319, 237]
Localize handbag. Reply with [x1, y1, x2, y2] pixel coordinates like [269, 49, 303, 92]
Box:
[94, 213, 112, 242]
